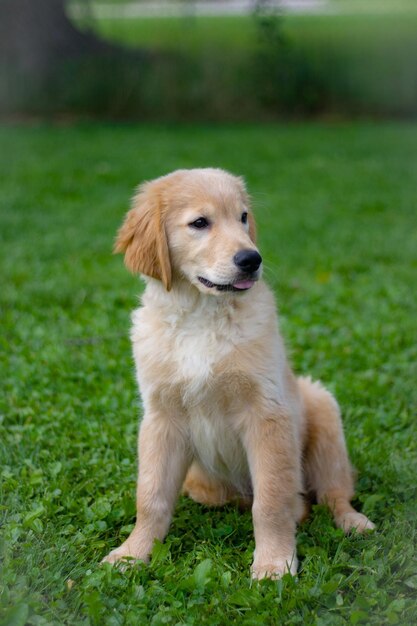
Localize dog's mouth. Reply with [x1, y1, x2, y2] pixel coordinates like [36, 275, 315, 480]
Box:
[198, 276, 257, 292]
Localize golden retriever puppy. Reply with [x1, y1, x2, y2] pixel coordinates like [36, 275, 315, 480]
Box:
[103, 168, 374, 579]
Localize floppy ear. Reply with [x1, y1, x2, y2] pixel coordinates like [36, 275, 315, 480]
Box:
[114, 184, 172, 291]
[236, 175, 257, 243]
[247, 211, 257, 243]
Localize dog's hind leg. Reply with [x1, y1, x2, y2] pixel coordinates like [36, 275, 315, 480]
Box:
[182, 461, 251, 509]
[298, 376, 375, 533]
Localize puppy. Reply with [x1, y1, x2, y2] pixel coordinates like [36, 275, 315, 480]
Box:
[103, 168, 374, 579]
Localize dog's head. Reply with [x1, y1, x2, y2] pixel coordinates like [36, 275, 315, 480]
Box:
[114, 168, 262, 295]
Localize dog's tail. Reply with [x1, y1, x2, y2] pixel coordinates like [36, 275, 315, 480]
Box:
[298, 376, 375, 533]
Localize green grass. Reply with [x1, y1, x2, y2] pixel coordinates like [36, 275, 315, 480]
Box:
[1, 122, 417, 625]
[90, 10, 417, 54]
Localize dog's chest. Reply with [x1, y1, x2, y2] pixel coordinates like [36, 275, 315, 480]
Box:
[132, 304, 256, 485]
[133, 302, 253, 398]
[171, 321, 230, 384]
[189, 409, 250, 488]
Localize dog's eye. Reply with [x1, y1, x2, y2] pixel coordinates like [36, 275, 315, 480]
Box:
[189, 217, 210, 229]
[241, 212, 248, 224]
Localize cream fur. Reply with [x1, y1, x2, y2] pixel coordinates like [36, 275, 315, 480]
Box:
[103, 168, 374, 579]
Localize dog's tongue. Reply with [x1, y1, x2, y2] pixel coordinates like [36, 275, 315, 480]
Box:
[233, 279, 255, 290]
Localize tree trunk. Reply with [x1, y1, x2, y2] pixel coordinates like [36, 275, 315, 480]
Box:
[0, 0, 106, 75]
[0, 0, 154, 116]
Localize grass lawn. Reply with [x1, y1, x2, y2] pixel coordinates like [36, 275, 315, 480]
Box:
[90, 10, 417, 54]
[1, 122, 416, 624]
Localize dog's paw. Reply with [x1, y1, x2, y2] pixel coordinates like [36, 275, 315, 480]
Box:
[339, 511, 375, 534]
[101, 544, 145, 567]
[251, 555, 298, 580]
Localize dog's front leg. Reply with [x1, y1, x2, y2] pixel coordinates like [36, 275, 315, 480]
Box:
[244, 414, 303, 580]
[103, 414, 190, 566]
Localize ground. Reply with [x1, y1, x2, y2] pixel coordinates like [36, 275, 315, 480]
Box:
[0, 122, 416, 625]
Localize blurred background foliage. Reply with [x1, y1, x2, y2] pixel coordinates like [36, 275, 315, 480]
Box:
[1, 0, 416, 121]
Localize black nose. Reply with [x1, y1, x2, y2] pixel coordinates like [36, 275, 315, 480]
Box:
[233, 249, 262, 273]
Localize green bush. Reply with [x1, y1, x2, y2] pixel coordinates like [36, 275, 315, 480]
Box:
[2, 6, 417, 120]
